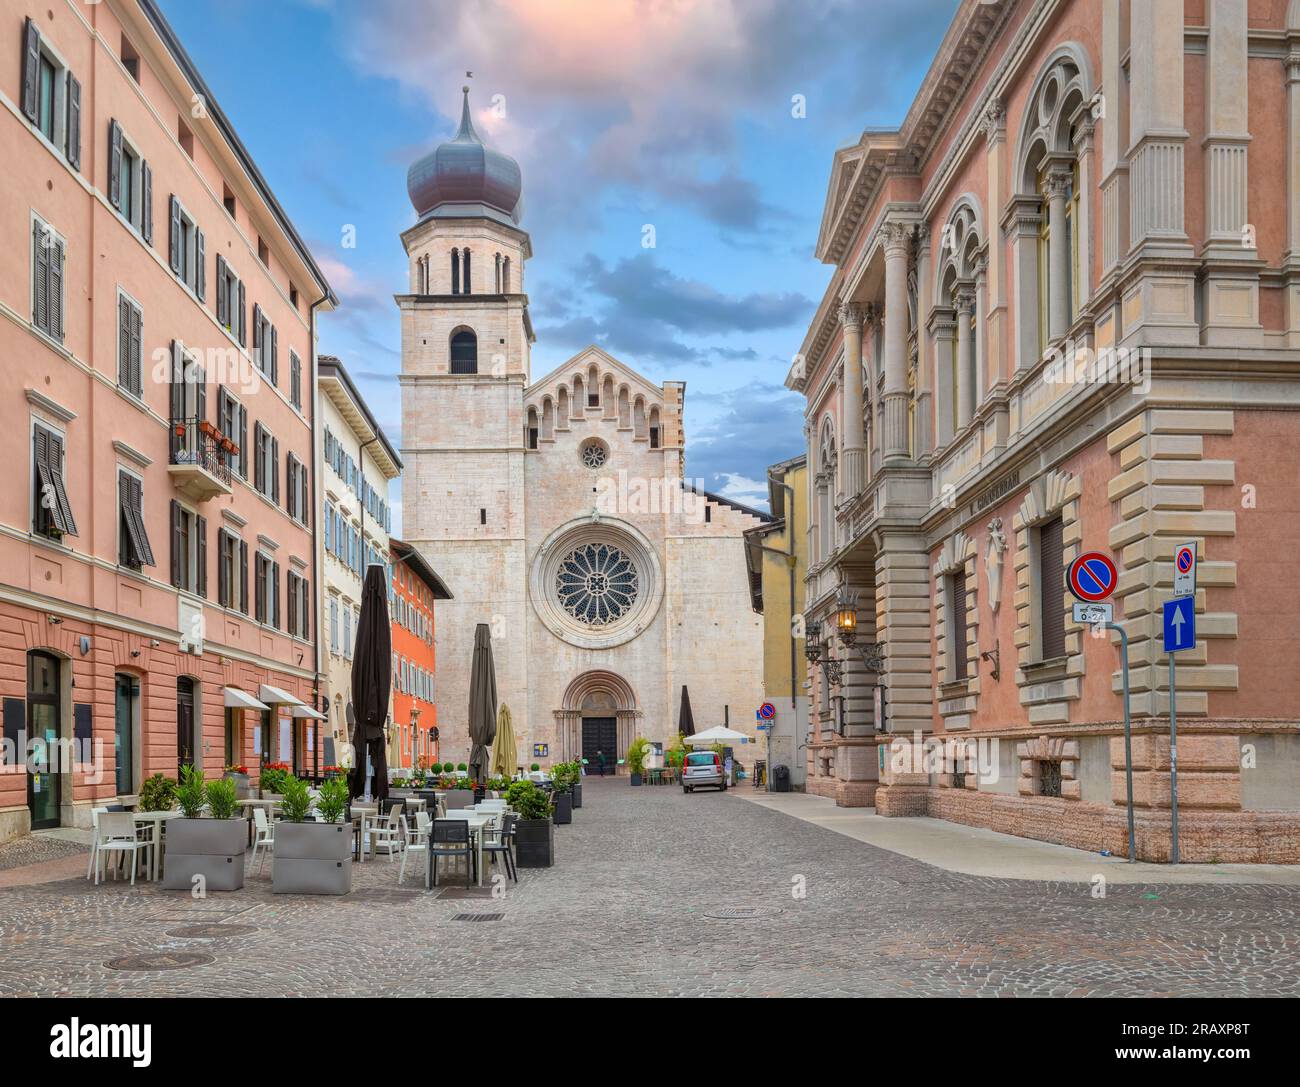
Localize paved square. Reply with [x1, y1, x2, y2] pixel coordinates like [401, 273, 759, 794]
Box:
[1, 778, 1298, 997]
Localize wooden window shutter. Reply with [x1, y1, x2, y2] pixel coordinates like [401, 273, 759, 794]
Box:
[285, 453, 296, 518]
[216, 255, 228, 325]
[48, 431, 76, 536]
[109, 123, 124, 210]
[253, 424, 264, 492]
[21, 18, 40, 123]
[141, 161, 153, 244]
[194, 364, 206, 423]
[239, 539, 249, 613]
[33, 426, 57, 533]
[32, 220, 49, 333]
[271, 561, 281, 628]
[169, 195, 181, 274]
[254, 556, 265, 622]
[951, 572, 968, 682]
[196, 515, 208, 598]
[236, 279, 246, 346]
[169, 341, 184, 421]
[252, 303, 262, 359]
[195, 230, 205, 301]
[270, 437, 279, 504]
[118, 296, 130, 386]
[238, 405, 247, 479]
[130, 304, 143, 394]
[50, 239, 64, 342]
[65, 72, 80, 170]
[1038, 518, 1066, 660]
[270, 325, 278, 386]
[169, 499, 182, 588]
[217, 529, 229, 607]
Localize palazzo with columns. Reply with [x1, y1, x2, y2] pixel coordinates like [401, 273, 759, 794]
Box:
[789, 0, 1300, 861]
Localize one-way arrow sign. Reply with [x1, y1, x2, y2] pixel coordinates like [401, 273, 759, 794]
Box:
[1163, 598, 1196, 654]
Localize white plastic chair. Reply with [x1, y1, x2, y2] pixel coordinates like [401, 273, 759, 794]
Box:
[398, 812, 431, 886]
[366, 806, 404, 862]
[85, 806, 110, 881]
[251, 806, 275, 875]
[477, 799, 507, 812]
[95, 813, 149, 885]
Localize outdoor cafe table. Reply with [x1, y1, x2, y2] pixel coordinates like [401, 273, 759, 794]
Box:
[131, 809, 180, 881]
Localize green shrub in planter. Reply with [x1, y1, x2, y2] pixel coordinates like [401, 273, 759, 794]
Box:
[626, 736, 651, 785]
[316, 777, 349, 824]
[139, 773, 176, 812]
[175, 765, 206, 818]
[457, 763, 467, 772]
[205, 777, 239, 821]
[279, 775, 313, 822]
[530, 763, 541, 772]
[506, 780, 555, 867]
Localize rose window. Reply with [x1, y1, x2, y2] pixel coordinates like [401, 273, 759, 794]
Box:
[556, 543, 639, 625]
[581, 441, 608, 469]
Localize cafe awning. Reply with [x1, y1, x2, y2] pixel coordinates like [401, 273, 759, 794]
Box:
[290, 704, 326, 720]
[223, 687, 270, 711]
[259, 684, 307, 707]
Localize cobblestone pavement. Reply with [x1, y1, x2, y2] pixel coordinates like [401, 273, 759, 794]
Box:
[0, 834, 88, 872]
[1, 778, 1298, 997]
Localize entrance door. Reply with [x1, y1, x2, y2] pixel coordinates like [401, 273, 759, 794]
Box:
[115, 673, 139, 795]
[581, 717, 617, 774]
[177, 677, 196, 775]
[27, 651, 61, 830]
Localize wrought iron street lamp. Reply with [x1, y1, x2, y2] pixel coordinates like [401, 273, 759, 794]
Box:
[804, 619, 842, 685]
[834, 587, 885, 673]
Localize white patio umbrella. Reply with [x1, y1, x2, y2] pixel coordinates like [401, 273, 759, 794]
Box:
[685, 726, 751, 746]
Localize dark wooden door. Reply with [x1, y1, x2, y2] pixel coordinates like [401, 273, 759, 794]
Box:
[177, 677, 196, 775]
[581, 717, 617, 774]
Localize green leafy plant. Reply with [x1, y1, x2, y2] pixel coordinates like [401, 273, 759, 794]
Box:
[279, 775, 313, 822]
[316, 777, 349, 824]
[205, 776, 239, 820]
[530, 763, 540, 772]
[175, 765, 206, 818]
[456, 762, 467, 772]
[139, 773, 177, 813]
[259, 762, 292, 796]
[626, 736, 652, 776]
[505, 780, 552, 820]
[550, 761, 580, 792]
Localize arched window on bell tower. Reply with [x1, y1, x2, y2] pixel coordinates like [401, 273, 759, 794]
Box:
[462, 248, 472, 295]
[450, 328, 477, 374]
[502, 256, 511, 292]
[450, 248, 460, 295]
[494, 252, 502, 293]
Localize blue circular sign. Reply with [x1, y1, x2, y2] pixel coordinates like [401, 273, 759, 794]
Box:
[1068, 552, 1117, 602]
[758, 702, 776, 719]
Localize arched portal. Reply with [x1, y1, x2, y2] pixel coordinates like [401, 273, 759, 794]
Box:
[554, 670, 641, 770]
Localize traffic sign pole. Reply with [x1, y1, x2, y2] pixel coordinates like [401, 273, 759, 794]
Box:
[1169, 653, 1179, 865]
[1105, 621, 1136, 863]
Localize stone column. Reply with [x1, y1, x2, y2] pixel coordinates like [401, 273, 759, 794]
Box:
[881, 222, 911, 462]
[1073, 116, 1096, 308]
[973, 256, 988, 402]
[1044, 167, 1072, 342]
[1005, 196, 1043, 372]
[1204, 0, 1250, 256]
[928, 306, 957, 449]
[1128, 0, 1191, 255]
[1288, 44, 1300, 345]
[954, 286, 976, 428]
[982, 100, 1008, 391]
[913, 231, 934, 457]
[838, 301, 867, 496]
[1099, 0, 1128, 280]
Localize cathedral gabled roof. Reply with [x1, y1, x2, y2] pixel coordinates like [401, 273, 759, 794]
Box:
[407, 87, 524, 227]
[526, 345, 666, 403]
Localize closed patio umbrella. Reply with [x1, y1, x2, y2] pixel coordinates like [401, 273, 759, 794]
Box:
[491, 702, 517, 779]
[679, 685, 696, 739]
[349, 565, 392, 801]
[467, 623, 498, 785]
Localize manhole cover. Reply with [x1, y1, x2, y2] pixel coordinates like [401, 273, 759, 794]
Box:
[104, 951, 215, 972]
[165, 924, 257, 939]
[702, 907, 783, 921]
[451, 913, 504, 922]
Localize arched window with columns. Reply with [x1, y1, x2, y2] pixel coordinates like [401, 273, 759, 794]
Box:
[934, 197, 985, 439]
[450, 247, 460, 294]
[815, 417, 837, 562]
[1011, 47, 1095, 367]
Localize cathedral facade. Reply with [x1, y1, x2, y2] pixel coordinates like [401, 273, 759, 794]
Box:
[398, 91, 767, 769]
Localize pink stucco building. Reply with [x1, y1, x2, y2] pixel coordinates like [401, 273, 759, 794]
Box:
[0, 0, 334, 839]
[791, 0, 1300, 861]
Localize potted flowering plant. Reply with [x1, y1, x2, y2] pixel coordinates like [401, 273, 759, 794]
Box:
[272, 774, 352, 895]
[259, 761, 292, 798]
[550, 761, 580, 824]
[163, 766, 246, 892]
[223, 764, 251, 798]
[506, 780, 554, 867]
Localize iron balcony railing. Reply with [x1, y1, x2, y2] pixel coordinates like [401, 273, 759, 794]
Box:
[169, 416, 234, 485]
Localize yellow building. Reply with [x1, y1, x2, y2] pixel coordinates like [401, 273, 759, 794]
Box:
[743, 454, 808, 790]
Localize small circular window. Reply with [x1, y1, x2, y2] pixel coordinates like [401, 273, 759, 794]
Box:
[580, 439, 609, 470]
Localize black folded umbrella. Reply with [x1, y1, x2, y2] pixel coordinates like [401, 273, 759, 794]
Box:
[350, 564, 392, 801]
[467, 623, 498, 786]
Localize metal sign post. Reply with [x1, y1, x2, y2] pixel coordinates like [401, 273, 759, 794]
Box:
[1169, 653, 1179, 865]
[1162, 597, 1196, 865]
[1076, 601, 1135, 863]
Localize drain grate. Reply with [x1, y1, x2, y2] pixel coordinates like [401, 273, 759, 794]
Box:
[165, 924, 257, 939]
[451, 912, 504, 922]
[104, 951, 215, 972]
[702, 907, 783, 921]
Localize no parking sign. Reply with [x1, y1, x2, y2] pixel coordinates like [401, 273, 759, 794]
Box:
[1068, 551, 1118, 603]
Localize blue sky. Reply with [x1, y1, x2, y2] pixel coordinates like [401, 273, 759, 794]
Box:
[158, 0, 958, 524]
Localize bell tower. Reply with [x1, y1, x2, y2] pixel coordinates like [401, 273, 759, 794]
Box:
[398, 87, 533, 745]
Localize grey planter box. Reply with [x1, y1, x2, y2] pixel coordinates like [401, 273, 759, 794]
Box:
[572, 782, 582, 808]
[443, 789, 475, 810]
[630, 773, 643, 786]
[515, 818, 554, 867]
[224, 772, 251, 799]
[272, 821, 353, 895]
[553, 791, 573, 825]
[162, 818, 246, 891]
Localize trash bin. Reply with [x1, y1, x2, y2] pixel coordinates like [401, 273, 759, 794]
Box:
[773, 765, 791, 792]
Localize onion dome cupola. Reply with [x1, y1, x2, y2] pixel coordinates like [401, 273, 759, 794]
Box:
[407, 86, 523, 227]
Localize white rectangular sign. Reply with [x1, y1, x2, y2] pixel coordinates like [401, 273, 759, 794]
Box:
[1173, 541, 1197, 598]
[1072, 601, 1113, 626]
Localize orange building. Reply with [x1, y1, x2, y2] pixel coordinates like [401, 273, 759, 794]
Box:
[388, 539, 450, 771]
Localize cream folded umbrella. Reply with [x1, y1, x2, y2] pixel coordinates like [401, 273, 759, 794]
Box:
[491, 702, 517, 778]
